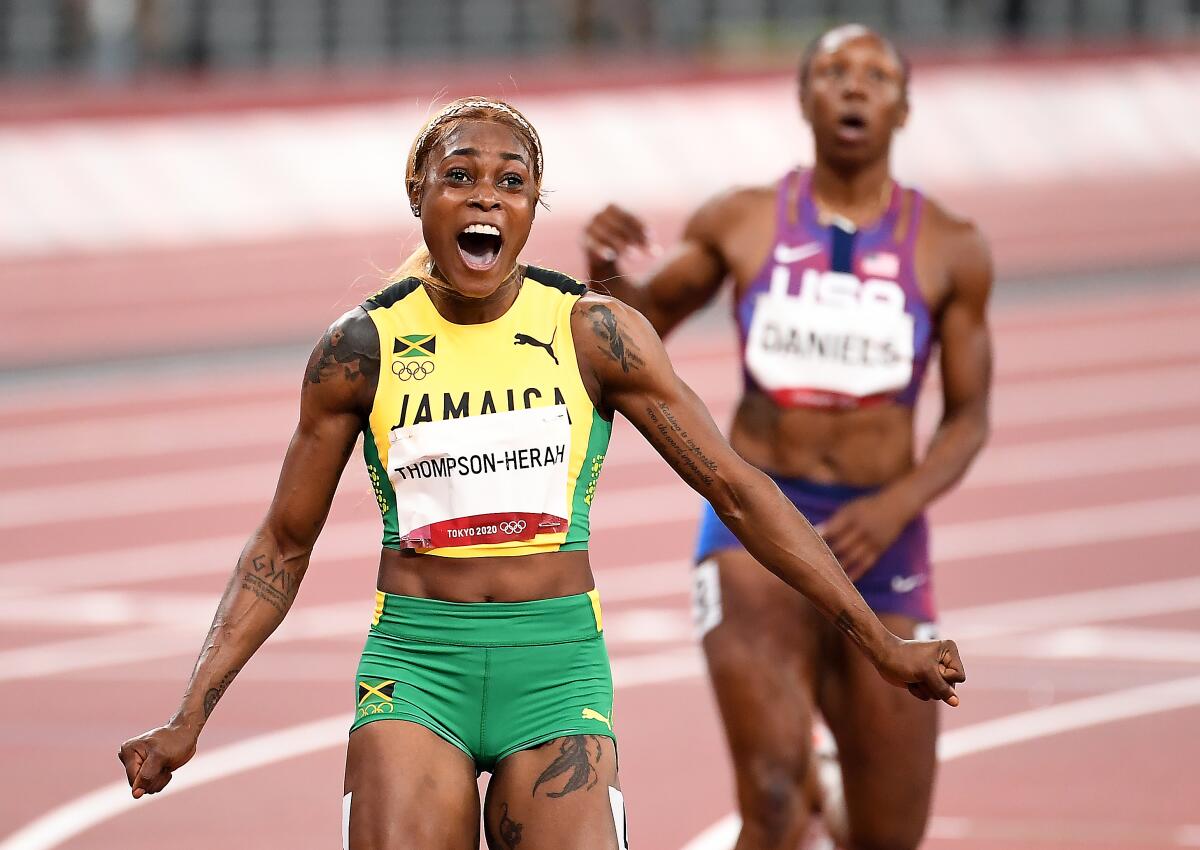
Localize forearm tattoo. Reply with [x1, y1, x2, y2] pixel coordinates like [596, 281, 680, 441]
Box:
[644, 401, 718, 487]
[240, 554, 299, 615]
[305, 321, 379, 385]
[834, 611, 860, 644]
[531, 735, 602, 798]
[202, 669, 239, 718]
[586, 304, 644, 373]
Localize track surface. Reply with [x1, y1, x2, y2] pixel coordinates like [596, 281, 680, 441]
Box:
[2, 273, 1200, 849]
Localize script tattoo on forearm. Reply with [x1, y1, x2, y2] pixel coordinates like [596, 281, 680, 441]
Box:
[531, 735, 602, 798]
[586, 304, 644, 373]
[240, 554, 298, 615]
[305, 320, 378, 386]
[497, 803, 523, 848]
[203, 668, 239, 718]
[644, 401, 718, 487]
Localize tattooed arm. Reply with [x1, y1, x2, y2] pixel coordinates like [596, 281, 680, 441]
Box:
[118, 308, 379, 798]
[573, 295, 966, 704]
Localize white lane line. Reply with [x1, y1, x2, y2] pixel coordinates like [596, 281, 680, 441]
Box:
[0, 645, 704, 850]
[3, 490, 1199, 598]
[990, 363, 1200, 427]
[932, 493, 1200, 562]
[0, 401, 295, 470]
[963, 424, 1200, 488]
[944, 576, 1200, 640]
[5, 657, 1200, 850]
[1177, 825, 1200, 846]
[972, 625, 1200, 665]
[4, 357, 1200, 485]
[9, 413, 1200, 528]
[6, 416, 1200, 532]
[681, 674, 1200, 850]
[0, 560, 690, 680]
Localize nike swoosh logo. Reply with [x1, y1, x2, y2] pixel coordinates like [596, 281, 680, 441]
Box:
[773, 242, 822, 264]
[890, 574, 927, 594]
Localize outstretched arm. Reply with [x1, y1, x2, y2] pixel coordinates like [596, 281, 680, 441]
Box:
[822, 220, 993, 576]
[576, 295, 965, 703]
[583, 194, 731, 338]
[118, 308, 379, 797]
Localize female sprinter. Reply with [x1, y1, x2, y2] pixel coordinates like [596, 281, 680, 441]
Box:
[583, 26, 992, 850]
[119, 96, 965, 850]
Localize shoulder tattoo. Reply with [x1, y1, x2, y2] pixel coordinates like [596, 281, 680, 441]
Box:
[585, 303, 644, 373]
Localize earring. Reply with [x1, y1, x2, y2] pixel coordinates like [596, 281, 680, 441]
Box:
[410, 203, 421, 218]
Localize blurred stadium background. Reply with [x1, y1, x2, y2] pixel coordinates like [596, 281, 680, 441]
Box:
[2, 2, 1199, 848]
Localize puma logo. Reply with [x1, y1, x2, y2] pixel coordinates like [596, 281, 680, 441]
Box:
[514, 329, 558, 365]
[581, 707, 612, 729]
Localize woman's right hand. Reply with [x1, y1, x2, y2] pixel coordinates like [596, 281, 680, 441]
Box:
[874, 636, 967, 706]
[583, 204, 652, 272]
[118, 723, 199, 798]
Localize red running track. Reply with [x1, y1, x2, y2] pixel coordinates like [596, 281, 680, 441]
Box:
[1, 278, 1200, 849]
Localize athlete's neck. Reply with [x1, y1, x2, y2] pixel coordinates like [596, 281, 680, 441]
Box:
[425, 264, 524, 325]
[809, 158, 893, 229]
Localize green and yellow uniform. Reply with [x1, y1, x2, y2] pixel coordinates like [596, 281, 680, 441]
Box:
[350, 267, 616, 770]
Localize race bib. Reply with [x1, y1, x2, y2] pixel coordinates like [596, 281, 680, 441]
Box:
[387, 405, 571, 548]
[745, 269, 915, 407]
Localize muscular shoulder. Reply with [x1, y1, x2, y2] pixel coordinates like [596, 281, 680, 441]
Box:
[686, 184, 775, 242]
[572, 292, 652, 372]
[302, 306, 380, 414]
[919, 195, 993, 305]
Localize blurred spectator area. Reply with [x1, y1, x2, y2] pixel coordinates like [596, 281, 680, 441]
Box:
[2, 0, 1199, 80]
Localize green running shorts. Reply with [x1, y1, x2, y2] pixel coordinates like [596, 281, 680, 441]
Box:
[351, 589, 616, 772]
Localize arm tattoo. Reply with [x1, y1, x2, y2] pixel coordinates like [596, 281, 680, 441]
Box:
[834, 611, 859, 643]
[305, 317, 379, 386]
[644, 401, 718, 487]
[586, 304, 644, 373]
[240, 554, 298, 615]
[531, 735, 602, 798]
[497, 803, 523, 848]
[202, 669, 239, 718]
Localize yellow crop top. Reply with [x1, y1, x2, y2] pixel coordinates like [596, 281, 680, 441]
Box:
[360, 266, 610, 558]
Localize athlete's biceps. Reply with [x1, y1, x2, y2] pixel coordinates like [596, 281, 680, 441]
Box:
[938, 303, 992, 413]
[265, 412, 360, 552]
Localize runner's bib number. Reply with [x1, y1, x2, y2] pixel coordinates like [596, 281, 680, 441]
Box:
[745, 270, 915, 406]
[387, 405, 571, 549]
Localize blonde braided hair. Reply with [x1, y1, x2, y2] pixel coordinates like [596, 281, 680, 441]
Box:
[392, 96, 544, 288]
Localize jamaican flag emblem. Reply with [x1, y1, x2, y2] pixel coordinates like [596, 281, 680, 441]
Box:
[357, 679, 397, 717]
[392, 334, 436, 380]
[394, 334, 436, 358]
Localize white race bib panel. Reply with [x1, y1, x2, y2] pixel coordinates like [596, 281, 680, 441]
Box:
[387, 405, 571, 549]
[745, 269, 915, 407]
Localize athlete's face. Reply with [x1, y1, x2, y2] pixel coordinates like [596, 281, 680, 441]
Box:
[800, 29, 908, 168]
[416, 120, 538, 298]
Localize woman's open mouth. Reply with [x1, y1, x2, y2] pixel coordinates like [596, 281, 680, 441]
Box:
[457, 223, 503, 271]
[835, 113, 869, 143]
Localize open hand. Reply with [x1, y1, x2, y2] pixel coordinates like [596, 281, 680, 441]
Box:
[875, 637, 966, 706]
[583, 204, 656, 273]
[118, 723, 199, 798]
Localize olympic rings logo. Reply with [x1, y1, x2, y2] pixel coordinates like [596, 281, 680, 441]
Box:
[357, 702, 394, 718]
[499, 520, 527, 535]
[392, 360, 435, 381]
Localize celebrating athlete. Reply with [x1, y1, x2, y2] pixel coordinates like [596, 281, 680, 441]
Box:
[583, 25, 993, 850]
[118, 94, 965, 849]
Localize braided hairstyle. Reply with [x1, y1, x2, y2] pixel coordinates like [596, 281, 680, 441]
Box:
[393, 97, 544, 288]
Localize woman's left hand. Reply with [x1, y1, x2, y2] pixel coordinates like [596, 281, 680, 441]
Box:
[817, 490, 914, 579]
